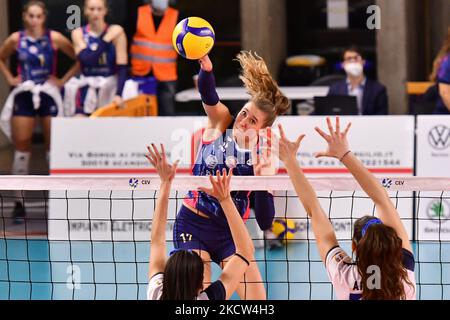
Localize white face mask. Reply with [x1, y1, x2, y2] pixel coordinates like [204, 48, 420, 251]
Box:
[344, 62, 364, 77]
[152, 0, 169, 12]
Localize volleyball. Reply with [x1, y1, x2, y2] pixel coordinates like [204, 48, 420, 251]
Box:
[172, 17, 215, 60]
[271, 219, 298, 243]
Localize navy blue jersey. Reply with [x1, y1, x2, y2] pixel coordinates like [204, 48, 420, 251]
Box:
[17, 30, 55, 84]
[80, 25, 116, 77]
[184, 123, 254, 227]
[435, 54, 450, 114]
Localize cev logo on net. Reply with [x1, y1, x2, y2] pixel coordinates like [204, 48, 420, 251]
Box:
[382, 178, 392, 189]
[129, 178, 139, 189]
[382, 179, 405, 189]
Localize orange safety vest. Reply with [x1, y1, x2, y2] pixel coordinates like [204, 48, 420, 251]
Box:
[130, 5, 178, 81]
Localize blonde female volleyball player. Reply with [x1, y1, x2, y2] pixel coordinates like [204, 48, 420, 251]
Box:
[276, 117, 416, 300]
[69, 0, 128, 116]
[0, 0, 78, 222]
[174, 52, 290, 299]
[146, 144, 254, 300]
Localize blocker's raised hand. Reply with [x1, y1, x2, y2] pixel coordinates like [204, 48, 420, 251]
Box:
[314, 117, 352, 160]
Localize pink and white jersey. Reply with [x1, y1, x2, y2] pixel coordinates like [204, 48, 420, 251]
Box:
[325, 246, 416, 300]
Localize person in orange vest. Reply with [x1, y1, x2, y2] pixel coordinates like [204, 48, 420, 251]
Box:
[130, 0, 179, 116]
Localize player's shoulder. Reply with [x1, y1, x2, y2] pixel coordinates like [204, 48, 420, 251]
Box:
[325, 246, 353, 268]
[325, 246, 360, 297]
[109, 24, 125, 34]
[71, 27, 83, 36]
[6, 32, 21, 45]
[149, 272, 164, 283]
[147, 272, 164, 300]
[49, 30, 63, 39]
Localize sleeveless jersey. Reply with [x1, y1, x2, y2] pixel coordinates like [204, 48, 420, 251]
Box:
[80, 25, 116, 77]
[184, 124, 255, 227]
[17, 30, 55, 84]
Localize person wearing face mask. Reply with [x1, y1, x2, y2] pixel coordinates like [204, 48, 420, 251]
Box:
[327, 46, 388, 115]
[129, 0, 179, 116]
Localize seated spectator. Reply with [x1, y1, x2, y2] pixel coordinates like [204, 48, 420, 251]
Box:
[328, 46, 388, 115]
[430, 26, 450, 114]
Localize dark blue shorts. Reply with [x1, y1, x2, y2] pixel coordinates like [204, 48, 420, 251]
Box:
[13, 91, 58, 117]
[173, 205, 236, 265]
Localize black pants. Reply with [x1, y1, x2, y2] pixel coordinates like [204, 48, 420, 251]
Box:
[157, 80, 177, 116]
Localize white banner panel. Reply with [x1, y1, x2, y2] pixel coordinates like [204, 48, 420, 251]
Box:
[49, 116, 415, 241]
[51, 116, 414, 175]
[416, 115, 450, 240]
[50, 117, 207, 174]
[274, 116, 414, 174]
[417, 115, 450, 176]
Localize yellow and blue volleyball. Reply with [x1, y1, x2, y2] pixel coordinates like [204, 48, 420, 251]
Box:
[172, 17, 215, 60]
[272, 219, 298, 243]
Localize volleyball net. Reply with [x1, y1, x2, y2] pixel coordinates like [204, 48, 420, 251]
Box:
[0, 175, 449, 300]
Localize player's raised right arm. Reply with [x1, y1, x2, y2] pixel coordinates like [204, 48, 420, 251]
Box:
[314, 117, 412, 253]
[198, 55, 233, 130]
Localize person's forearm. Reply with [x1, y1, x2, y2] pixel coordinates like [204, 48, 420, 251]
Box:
[341, 152, 387, 205]
[284, 159, 322, 216]
[220, 198, 254, 259]
[151, 181, 171, 245]
[285, 157, 337, 261]
[0, 59, 14, 82]
[115, 64, 128, 96]
[198, 69, 219, 106]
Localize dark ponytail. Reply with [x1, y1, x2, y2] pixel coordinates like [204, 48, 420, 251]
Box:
[161, 250, 204, 300]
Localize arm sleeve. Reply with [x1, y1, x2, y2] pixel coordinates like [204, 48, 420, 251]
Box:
[116, 64, 128, 96]
[203, 280, 226, 300]
[325, 246, 353, 299]
[402, 249, 415, 272]
[253, 191, 275, 231]
[198, 68, 220, 106]
[77, 40, 108, 67]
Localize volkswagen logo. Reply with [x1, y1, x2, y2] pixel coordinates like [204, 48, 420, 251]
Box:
[428, 125, 450, 150]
